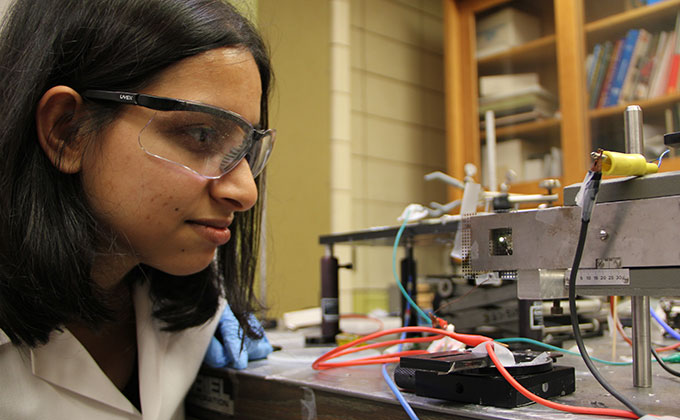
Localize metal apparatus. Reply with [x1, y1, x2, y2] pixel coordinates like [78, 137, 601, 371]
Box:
[466, 105, 679, 388]
[467, 170, 680, 387]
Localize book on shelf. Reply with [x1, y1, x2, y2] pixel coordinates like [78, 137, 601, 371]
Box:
[597, 39, 623, 108]
[666, 12, 680, 94]
[588, 41, 613, 109]
[586, 10, 680, 109]
[620, 29, 651, 103]
[604, 28, 639, 107]
[585, 53, 595, 88]
[479, 73, 539, 97]
[633, 31, 662, 99]
[586, 44, 601, 92]
[475, 8, 540, 59]
[649, 31, 674, 98]
[479, 85, 556, 105]
[478, 85, 557, 118]
[627, 0, 671, 7]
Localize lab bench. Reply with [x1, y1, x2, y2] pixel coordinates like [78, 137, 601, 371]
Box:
[186, 333, 680, 419]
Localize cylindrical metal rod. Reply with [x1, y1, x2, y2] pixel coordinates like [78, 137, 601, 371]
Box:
[624, 105, 652, 387]
[624, 105, 644, 155]
[632, 296, 652, 387]
[485, 110, 497, 192]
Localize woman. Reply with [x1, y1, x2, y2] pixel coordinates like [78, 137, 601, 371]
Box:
[0, 0, 274, 418]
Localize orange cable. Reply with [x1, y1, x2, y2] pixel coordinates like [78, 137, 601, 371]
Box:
[330, 334, 444, 359]
[611, 297, 633, 346]
[485, 342, 639, 419]
[312, 326, 491, 370]
[316, 350, 427, 369]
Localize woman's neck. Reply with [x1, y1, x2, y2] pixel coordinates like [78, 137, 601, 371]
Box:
[91, 251, 139, 290]
[66, 281, 138, 391]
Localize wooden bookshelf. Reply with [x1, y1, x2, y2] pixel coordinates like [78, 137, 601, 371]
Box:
[589, 92, 680, 120]
[481, 117, 561, 140]
[444, 0, 680, 201]
[585, 0, 680, 45]
[477, 35, 557, 75]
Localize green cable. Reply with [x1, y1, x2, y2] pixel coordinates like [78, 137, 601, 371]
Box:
[663, 352, 680, 363]
[496, 337, 679, 365]
[393, 208, 430, 325]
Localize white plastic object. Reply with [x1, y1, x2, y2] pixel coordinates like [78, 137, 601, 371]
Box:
[397, 203, 429, 222]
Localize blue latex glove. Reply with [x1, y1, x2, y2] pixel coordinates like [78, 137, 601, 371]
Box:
[203, 303, 273, 370]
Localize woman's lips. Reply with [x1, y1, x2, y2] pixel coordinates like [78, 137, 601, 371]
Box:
[187, 220, 232, 245]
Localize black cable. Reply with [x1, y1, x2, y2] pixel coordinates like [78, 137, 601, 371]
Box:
[568, 172, 647, 418]
[651, 346, 680, 378]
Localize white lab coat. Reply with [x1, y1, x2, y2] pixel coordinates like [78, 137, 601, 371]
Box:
[0, 281, 223, 420]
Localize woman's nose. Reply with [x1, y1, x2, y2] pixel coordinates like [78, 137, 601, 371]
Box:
[209, 158, 258, 211]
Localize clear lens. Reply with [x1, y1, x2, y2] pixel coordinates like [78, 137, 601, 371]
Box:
[139, 110, 250, 178]
[246, 130, 275, 177]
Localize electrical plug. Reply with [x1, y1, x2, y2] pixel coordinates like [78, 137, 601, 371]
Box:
[598, 150, 658, 176]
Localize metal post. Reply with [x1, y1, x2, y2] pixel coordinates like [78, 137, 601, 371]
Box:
[485, 110, 497, 192]
[320, 244, 339, 340]
[624, 105, 652, 387]
[632, 295, 652, 387]
[624, 105, 644, 155]
[401, 241, 418, 329]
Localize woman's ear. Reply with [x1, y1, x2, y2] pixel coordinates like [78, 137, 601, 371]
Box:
[36, 86, 85, 173]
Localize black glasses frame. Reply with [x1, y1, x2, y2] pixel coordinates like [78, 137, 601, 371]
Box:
[81, 89, 273, 178]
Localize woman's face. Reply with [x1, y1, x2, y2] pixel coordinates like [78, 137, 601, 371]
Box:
[81, 47, 261, 284]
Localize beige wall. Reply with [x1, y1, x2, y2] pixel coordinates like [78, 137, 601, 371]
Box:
[343, 0, 448, 313]
[0, 0, 10, 17]
[256, 0, 447, 318]
[350, 1, 446, 225]
[257, 1, 332, 318]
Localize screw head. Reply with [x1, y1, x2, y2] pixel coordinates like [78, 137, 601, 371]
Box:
[599, 229, 609, 241]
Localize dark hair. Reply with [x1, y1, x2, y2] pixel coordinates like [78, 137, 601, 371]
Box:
[0, 0, 272, 346]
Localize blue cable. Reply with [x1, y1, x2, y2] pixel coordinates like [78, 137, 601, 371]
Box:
[657, 149, 670, 168]
[382, 364, 419, 420]
[381, 302, 420, 420]
[393, 208, 430, 325]
[650, 307, 680, 341]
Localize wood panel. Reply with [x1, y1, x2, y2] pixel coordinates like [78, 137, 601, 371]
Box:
[554, 0, 589, 186]
[444, 0, 479, 201]
[590, 92, 680, 120]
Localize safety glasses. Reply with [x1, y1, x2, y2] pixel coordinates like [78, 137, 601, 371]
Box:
[82, 90, 275, 178]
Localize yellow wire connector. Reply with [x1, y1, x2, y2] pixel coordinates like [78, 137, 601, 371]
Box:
[593, 150, 658, 176]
